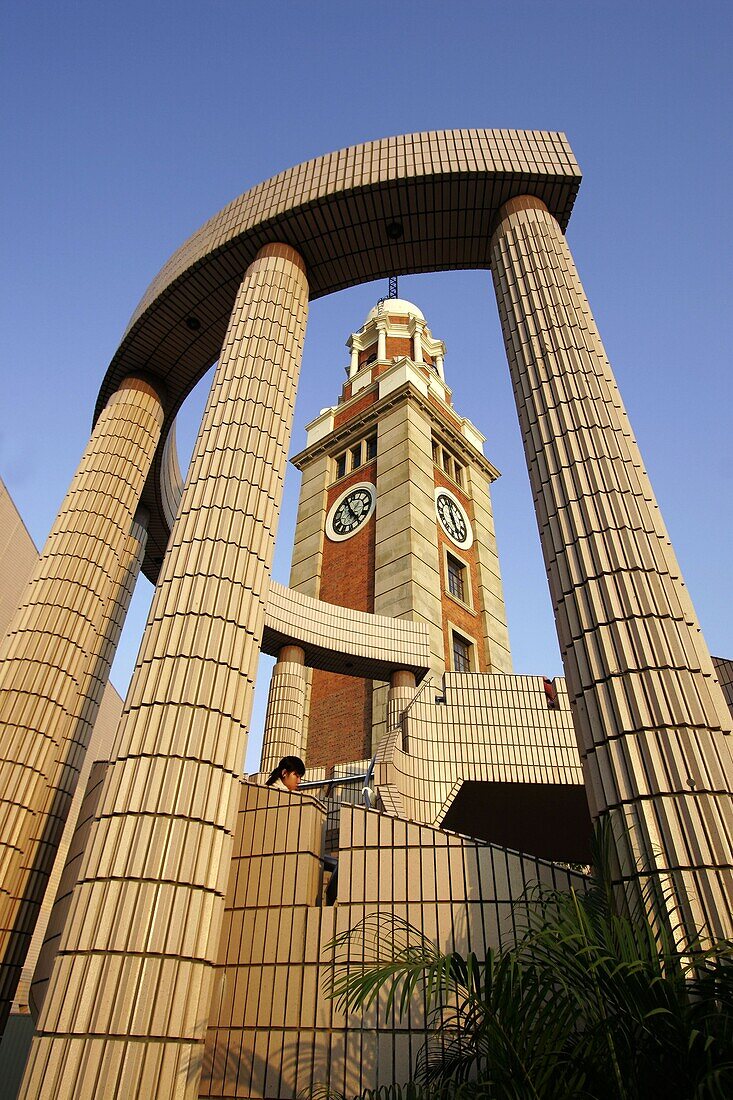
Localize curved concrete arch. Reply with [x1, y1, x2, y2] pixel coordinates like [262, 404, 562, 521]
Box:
[15, 129, 733, 1099]
[94, 129, 581, 578]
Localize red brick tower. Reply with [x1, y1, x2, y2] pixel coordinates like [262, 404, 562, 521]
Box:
[284, 299, 512, 771]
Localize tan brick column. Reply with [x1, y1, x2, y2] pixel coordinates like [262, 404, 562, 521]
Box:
[21, 243, 309, 1100]
[490, 196, 733, 943]
[260, 644, 307, 775]
[0, 378, 164, 1029]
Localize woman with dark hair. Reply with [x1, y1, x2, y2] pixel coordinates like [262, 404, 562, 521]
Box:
[265, 755, 306, 792]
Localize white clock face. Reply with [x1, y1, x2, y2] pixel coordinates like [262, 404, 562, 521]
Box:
[435, 486, 473, 549]
[326, 482, 376, 542]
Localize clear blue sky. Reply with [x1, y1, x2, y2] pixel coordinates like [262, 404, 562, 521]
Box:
[2, 2, 731, 771]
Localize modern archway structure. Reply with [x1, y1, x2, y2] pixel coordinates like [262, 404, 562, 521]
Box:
[95, 129, 582, 580]
[3, 130, 730, 1099]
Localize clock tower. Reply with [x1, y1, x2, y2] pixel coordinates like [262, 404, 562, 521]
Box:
[268, 298, 512, 772]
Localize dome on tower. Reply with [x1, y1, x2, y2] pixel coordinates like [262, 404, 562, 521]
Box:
[363, 298, 425, 326]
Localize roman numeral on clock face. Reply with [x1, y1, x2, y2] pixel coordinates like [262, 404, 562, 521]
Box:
[326, 483, 376, 541]
[435, 489, 473, 549]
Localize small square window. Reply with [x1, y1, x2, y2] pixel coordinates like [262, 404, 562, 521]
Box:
[432, 439, 440, 464]
[366, 435, 377, 461]
[452, 632, 472, 673]
[350, 442, 362, 470]
[446, 554, 466, 603]
[441, 449, 452, 476]
[336, 453, 347, 480]
[453, 463, 464, 487]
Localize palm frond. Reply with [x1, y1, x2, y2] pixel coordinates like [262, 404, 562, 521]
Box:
[326, 913, 462, 1018]
[322, 821, 733, 1099]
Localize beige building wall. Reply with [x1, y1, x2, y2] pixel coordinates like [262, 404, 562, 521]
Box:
[376, 672, 584, 824]
[288, 454, 330, 599]
[0, 480, 129, 1016]
[200, 785, 586, 1099]
[14, 690, 122, 1020]
[0, 479, 38, 637]
[29, 758, 110, 1020]
[16, 509, 148, 1020]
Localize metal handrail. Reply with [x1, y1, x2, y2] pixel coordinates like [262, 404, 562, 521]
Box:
[299, 754, 378, 809]
[298, 676, 434, 807]
[298, 774, 366, 791]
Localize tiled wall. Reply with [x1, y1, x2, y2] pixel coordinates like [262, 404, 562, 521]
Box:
[200, 786, 587, 1099]
[376, 672, 584, 832]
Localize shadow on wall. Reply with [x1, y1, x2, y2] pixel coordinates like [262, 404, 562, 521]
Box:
[440, 780, 593, 865]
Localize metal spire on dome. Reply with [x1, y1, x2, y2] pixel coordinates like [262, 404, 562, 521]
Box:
[376, 276, 398, 316]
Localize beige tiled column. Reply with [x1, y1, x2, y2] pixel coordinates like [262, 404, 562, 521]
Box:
[491, 196, 733, 943]
[289, 452, 329, 748]
[386, 670, 416, 735]
[0, 378, 164, 1029]
[17, 507, 149, 1020]
[260, 644, 307, 775]
[21, 243, 309, 1100]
